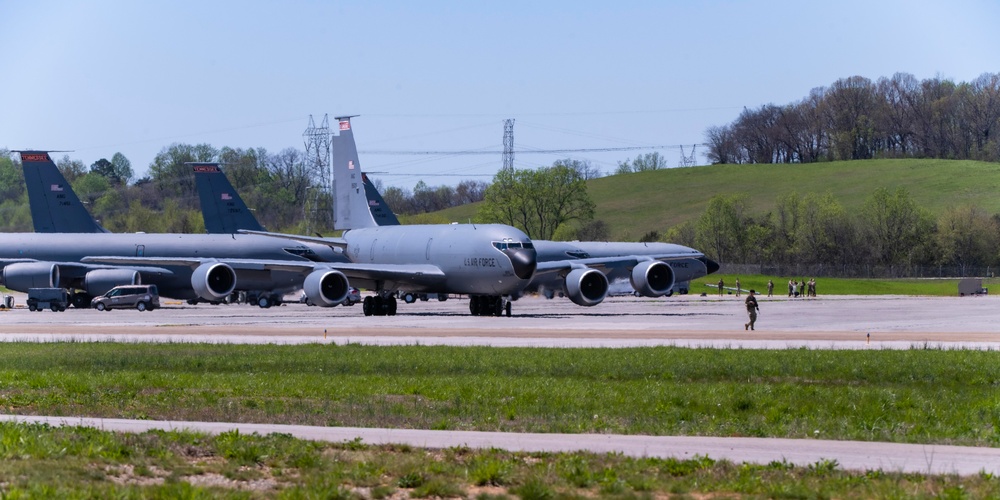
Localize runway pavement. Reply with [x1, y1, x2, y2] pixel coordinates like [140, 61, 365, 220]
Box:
[2, 292, 998, 475]
[0, 292, 998, 349]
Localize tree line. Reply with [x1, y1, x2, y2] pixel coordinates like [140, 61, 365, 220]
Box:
[705, 72, 1000, 164]
[662, 189, 1000, 277]
[0, 144, 489, 234]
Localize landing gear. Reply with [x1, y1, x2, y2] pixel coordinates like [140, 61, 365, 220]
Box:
[70, 292, 93, 309]
[469, 295, 511, 317]
[362, 295, 398, 316]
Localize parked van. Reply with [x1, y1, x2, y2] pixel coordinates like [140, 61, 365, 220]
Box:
[92, 284, 160, 311]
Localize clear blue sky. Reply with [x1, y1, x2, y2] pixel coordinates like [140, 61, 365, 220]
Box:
[2, 0, 997, 189]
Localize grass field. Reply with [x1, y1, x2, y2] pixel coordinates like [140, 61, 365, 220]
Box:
[1, 342, 1000, 496]
[431, 158, 1000, 240]
[0, 421, 996, 498]
[2, 343, 998, 447]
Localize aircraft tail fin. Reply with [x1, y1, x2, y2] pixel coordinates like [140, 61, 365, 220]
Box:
[332, 116, 381, 230]
[362, 173, 401, 226]
[18, 151, 109, 233]
[190, 163, 265, 233]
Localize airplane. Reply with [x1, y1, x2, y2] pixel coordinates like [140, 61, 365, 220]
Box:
[3, 151, 358, 309]
[18, 151, 109, 233]
[240, 116, 539, 317]
[14, 152, 369, 308]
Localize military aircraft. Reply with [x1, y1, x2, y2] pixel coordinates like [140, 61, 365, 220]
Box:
[18, 151, 109, 233]
[240, 116, 540, 316]
[4, 152, 354, 308]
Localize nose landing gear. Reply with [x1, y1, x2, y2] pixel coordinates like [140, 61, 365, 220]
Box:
[469, 295, 511, 317]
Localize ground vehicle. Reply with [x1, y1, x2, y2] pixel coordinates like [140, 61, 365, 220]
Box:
[91, 284, 160, 311]
[27, 288, 69, 312]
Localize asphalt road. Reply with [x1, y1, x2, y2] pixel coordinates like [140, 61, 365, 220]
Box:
[1, 292, 998, 475]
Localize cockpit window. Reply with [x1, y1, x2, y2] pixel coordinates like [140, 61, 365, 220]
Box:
[493, 241, 532, 251]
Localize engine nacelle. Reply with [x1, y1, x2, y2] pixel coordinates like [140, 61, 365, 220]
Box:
[84, 269, 141, 296]
[2, 262, 60, 292]
[563, 268, 608, 307]
[190, 262, 237, 302]
[630, 260, 675, 298]
[302, 269, 350, 307]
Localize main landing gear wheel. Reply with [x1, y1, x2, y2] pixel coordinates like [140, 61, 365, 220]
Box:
[363, 295, 398, 316]
[469, 295, 510, 317]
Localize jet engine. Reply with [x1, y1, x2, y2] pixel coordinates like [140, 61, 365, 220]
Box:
[84, 269, 141, 296]
[629, 260, 675, 298]
[563, 268, 608, 307]
[302, 269, 350, 307]
[1, 262, 60, 292]
[190, 262, 237, 302]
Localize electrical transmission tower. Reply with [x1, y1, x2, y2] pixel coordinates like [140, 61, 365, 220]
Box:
[303, 114, 333, 234]
[502, 119, 515, 171]
[679, 144, 698, 167]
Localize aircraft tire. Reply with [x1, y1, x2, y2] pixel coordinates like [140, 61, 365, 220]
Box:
[363, 296, 374, 316]
[469, 296, 478, 316]
[494, 298, 503, 317]
[258, 296, 271, 308]
[387, 296, 397, 316]
[403, 293, 416, 304]
[505, 301, 512, 317]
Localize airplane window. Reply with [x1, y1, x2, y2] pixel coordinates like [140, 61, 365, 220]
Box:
[493, 242, 508, 250]
[522, 242, 534, 249]
[508, 242, 521, 249]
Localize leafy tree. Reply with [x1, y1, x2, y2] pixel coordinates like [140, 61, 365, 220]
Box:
[935, 205, 1000, 272]
[478, 163, 595, 240]
[553, 158, 602, 180]
[0, 150, 25, 201]
[149, 143, 218, 203]
[860, 187, 934, 266]
[576, 219, 610, 241]
[110, 152, 134, 185]
[56, 155, 87, 184]
[615, 152, 668, 174]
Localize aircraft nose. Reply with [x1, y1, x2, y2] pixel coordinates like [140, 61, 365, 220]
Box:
[700, 256, 721, 275]
[504, 247, 538, 280]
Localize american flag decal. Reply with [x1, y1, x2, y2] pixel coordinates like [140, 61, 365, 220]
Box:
[50, 184, 64, 192]
[348, 160, 355, 170]
[221, 193, 232, 200]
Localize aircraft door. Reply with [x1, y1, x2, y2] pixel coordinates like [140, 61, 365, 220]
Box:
[369, 240, 377, 261]
[425, 238, 433, 261]
[136, 245, 145, 256]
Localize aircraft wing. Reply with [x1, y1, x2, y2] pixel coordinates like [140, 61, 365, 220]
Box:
[81, 256, 448, 291]
[237, 230, 348, 250]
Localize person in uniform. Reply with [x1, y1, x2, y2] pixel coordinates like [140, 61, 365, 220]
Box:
[744, 289, 760, 331]
[766, 279, 774, 297]
[788, 279, 793, 297]
[718, 278, 724, 296]
[735, 277, 741, 297]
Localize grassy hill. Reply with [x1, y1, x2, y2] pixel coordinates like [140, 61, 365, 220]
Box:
[428, 159, 1000, 240]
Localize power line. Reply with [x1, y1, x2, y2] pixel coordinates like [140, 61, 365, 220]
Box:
[360, 144, 707, 155]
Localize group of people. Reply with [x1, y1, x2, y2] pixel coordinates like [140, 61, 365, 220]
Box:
[786, 278, 817, 298]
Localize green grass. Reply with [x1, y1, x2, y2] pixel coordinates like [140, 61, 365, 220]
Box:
[1, 422, 997, 498]
[694, 274, 1000, 296]
[1, 343, 999, 447]
[432, 158, 1000, 240]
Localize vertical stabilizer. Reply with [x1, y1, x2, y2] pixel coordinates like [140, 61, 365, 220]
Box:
[191, 163, 265, 233]
[18, 151, 109, 233]
[362, 173, 401, 226]
[332, 116, 379, 230]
